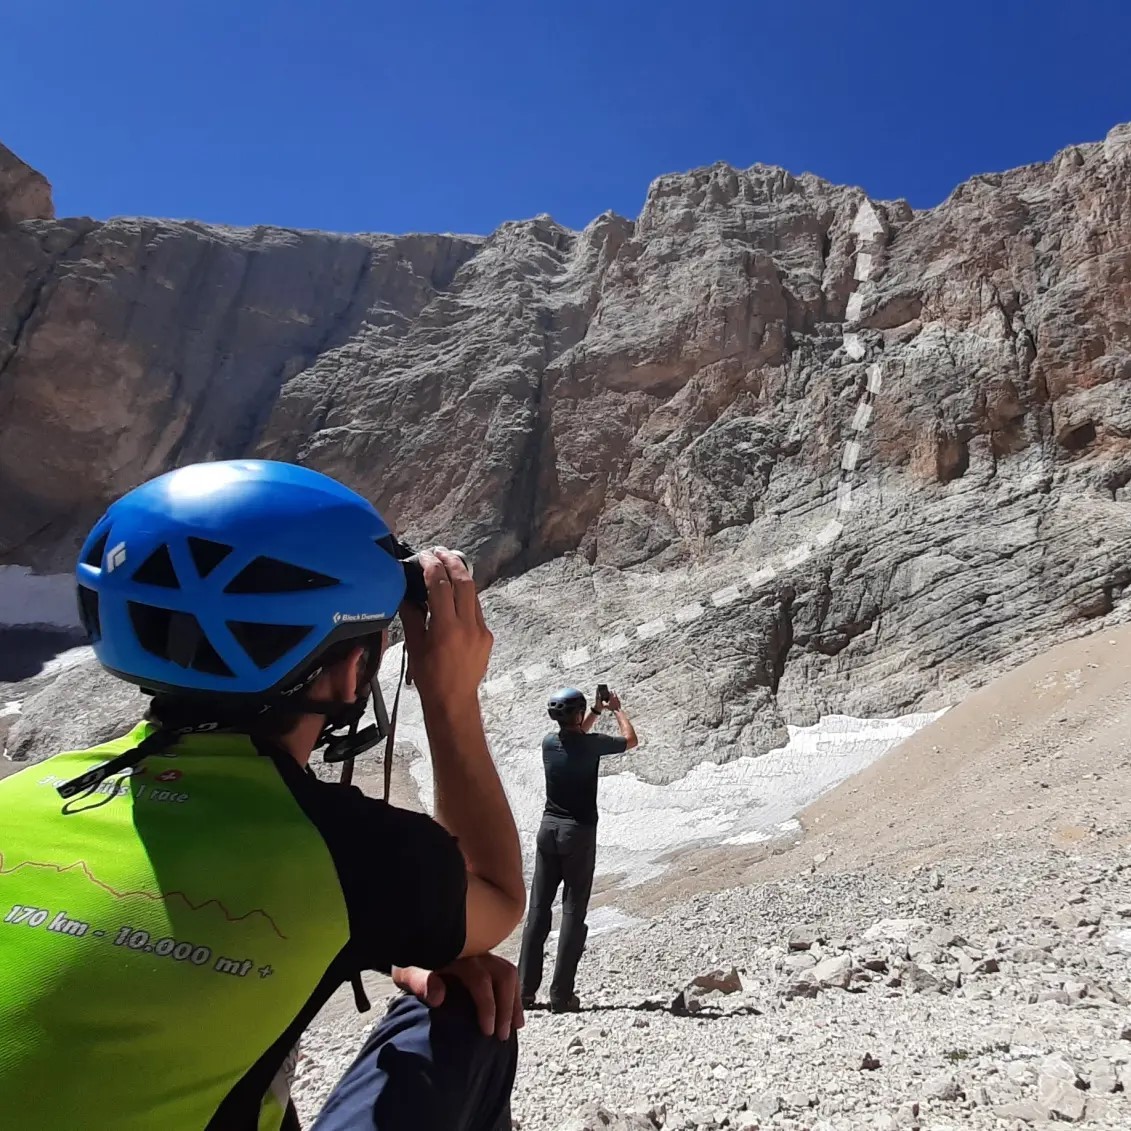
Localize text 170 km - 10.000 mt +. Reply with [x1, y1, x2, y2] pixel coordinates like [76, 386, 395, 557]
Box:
[4, 905, 266, 978]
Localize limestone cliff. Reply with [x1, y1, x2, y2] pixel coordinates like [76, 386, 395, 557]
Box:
[3, 126, 1130, 782]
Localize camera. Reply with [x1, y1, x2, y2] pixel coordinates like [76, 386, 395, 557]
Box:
[391, 537, 472, 609]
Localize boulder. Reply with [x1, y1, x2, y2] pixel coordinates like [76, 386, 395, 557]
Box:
[557, 1104, 656, 1131]
[1036, 1053, 1086, 1122]
[803, 953, 854, 990]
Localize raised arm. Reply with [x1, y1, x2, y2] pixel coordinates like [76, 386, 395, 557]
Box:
[606, 691, 638, 751]
[401, 549, 526, 957]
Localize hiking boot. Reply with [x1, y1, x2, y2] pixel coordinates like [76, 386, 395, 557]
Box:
[550, 994, 580, 1013]
[521, 994, 536, 1010]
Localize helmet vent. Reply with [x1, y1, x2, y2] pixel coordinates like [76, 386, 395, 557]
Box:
[224, 556, 340, 595]
[77, 586, 101, 642]
[83, 529, 110, 568]
[132, 544, 180, 589]
[227, 621, 314, 669]
[187, 536, 234, 578]
[128, 601, 234, 676]
[188, 637, 234, 677]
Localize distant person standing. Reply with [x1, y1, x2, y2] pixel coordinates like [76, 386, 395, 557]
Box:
[518, 686, 638, 1012]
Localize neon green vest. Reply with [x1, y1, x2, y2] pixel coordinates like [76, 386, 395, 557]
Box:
[0, 724, 350, 1130]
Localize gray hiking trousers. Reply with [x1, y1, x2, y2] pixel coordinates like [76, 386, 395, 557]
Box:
[517, 814, 598, 1004]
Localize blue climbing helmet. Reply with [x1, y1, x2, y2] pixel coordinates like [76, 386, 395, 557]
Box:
[75, 459, 407, 700]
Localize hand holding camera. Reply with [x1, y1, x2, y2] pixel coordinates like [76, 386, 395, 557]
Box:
[593, 685, 623, 713]
[400, 547, 493, 714]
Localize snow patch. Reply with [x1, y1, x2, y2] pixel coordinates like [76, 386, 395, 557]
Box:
[0, 567, 79, 629]
[37, 646, 95, 679]
[549, 905, 642, 944]
[377, 644, 945, 889]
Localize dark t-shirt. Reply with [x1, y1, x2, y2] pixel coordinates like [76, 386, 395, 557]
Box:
[541, 728, 629, 826]
[211, 741, 471, 1127]
[271, 746, 467, 972]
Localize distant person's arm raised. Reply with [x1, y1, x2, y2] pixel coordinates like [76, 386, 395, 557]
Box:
[401, 549, 526, 957]
[606, 691, 638, 751]
[581, 704, 602, 732]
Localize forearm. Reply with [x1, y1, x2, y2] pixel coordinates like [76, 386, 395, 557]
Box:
[582, 709, 601, 733]
[399, 547, 523, 955]
[423, 698, 524, 912]
[614, 709, 638, 748]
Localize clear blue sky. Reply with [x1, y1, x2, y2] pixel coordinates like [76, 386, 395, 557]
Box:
[2, 0, 1128, 235]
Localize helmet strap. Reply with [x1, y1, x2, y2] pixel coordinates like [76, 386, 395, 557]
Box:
[56, 725, 178, 805]
[380, 646, 407, 803]
[317, 694, 378, 765]
[321, 645, 406, 803]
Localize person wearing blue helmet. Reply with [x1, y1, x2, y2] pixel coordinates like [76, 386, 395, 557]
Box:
[517, 685, 638, 1013]
[0, 460, 526, 1131]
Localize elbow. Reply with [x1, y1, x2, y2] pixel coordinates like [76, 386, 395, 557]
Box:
[490, 890, 526, 949]
[462, 880, 527, 957]
[504, 893, 526, 936]
[626, 737, 639, 751]
[498, 873, 528, 936]
[494, 883, 527, 941]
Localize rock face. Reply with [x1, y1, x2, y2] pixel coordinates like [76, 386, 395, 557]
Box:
[3, 126, 1131, 780]
[0, 142, 53, 226]
[4, 658, 147, 761]
[0, 214, 480, 569]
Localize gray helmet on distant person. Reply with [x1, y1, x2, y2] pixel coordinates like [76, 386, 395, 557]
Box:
[547, 687, 586, 721]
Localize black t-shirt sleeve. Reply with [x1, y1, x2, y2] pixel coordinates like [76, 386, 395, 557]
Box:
[314, 785, 468, 974]
[591, 734, 629, 758]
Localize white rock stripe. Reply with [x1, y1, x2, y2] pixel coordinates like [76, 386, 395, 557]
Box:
[599, 633, 631, 653]
[560, 647, 592, 670]
[480, 199, 886, 696]
[673, 603, 705, 625]
[711, 585, 743, 607]
[748, 565, 777, 589]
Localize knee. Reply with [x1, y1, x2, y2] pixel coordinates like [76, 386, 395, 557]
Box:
[380, 986, 519, 1068]
[526, 901, 553, 924]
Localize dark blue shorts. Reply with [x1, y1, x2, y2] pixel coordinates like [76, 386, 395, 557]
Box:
[308, 984, 517, 1131]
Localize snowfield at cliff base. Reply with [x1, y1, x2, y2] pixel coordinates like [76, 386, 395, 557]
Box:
[380, 640, 945, 888]
[0, 561, 945, 886]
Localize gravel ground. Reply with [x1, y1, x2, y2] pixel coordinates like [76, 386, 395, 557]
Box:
[511, 846, 1131, 1130]
[293, 844, 1130, 1130]
[293, 626, 1131, 1129]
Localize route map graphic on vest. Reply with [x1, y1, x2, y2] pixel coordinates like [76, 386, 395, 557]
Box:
[0, 850, 286, 972]
[1, 729, 298, 977]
